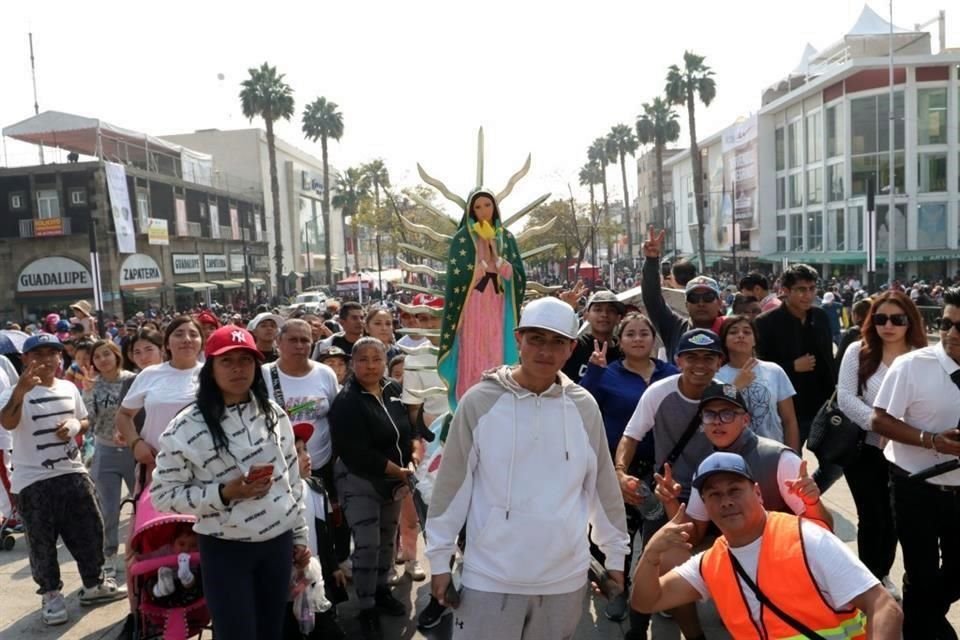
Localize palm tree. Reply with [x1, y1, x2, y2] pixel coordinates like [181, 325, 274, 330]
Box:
[240, 62, 295, 297]
[363, 159, 389, 212]
[578, 162, 603, 265]
[666, 51, 716, 271]
[588, 138, 612, 259]
[636, 97, 681, 233]
[332, 167, 369, 273]
[606, 124, 640, 259]
[302, 97, 344, 284]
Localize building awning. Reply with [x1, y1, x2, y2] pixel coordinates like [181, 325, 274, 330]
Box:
[209, 280, 242, 289]
[175, 281, 216, 291]
[122, 287, 161, 298]
[761, 249, 959, 265]
[246, 278, 266, 286]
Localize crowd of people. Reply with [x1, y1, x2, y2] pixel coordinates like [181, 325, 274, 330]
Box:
[0, 232, 958, 639]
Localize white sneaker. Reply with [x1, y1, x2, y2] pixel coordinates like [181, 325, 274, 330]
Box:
[405, 559, 426, 581]
[41, 591, 68, 626]
[79, 576, 127, 605]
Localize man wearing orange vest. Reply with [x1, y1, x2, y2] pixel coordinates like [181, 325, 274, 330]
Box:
[632, 452, 903, 639]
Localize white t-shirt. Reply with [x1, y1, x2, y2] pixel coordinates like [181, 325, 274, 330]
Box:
[674, 519, 878, 626]
[121, 362, 202, 449]
[0, 366, 11, 451]
[874, 343, 960, 486]
[402, 352, 450, 419]
[686, 452, 806, 521]
[263, 361, 339, 469]
[716, 361, 795, 443]
[397, 335, 429, 349]
[0, 379, 89, 493]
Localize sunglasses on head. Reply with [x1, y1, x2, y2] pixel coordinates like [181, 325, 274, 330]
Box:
[702, 409, 746, 424]
[872, 313, 909, 327]
[687, 291, 718, 304]
[940, 318, 960, 333]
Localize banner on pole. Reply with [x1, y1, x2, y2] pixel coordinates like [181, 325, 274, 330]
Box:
[148, 218, 169, 246]
[104, 162, 137, 253]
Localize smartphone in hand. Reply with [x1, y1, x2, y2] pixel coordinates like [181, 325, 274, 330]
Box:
[246, 463, 274, 482]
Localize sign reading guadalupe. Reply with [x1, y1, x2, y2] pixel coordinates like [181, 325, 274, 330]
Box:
[17, 256, 92, 294]
[120, 254, 163, 290]
[172, 253, 201, 275]
[204, 254, 228, 273]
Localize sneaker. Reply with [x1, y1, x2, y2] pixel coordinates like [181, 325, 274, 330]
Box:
[102, 553, 118, 580]
[417, 596, 451, 630]
[882, 576, 902, 602]
[604, 592, 629, 622]
[405, 559, 426, 581]
[79, 577, 127, 605]
[374, 587, 406, 617]
[358, 607, 383, 640]
[41, 591, 68, 626]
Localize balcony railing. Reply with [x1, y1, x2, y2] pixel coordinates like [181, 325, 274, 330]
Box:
[20, 217, 72, 238]
[186, 221, 202, 237]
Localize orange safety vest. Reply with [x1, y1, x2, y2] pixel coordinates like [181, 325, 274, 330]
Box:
[699, 512, 867, 640]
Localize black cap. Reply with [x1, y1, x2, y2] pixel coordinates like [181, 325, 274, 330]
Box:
[698, 382, 748, 412]
[675, 329, 723, 356]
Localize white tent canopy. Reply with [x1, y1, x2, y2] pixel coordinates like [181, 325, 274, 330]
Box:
[2, 110, 212, 185]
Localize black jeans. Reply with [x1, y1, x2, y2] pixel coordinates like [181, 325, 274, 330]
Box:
[843, 445, 897, 579]
[891, 469, 960, 640]
[198, 530, 294, 640]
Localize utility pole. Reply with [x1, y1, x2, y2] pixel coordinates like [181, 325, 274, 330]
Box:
[886, 0, 896, 286]
[28, 33, 43, 165]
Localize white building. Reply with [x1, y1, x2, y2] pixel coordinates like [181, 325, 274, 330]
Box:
[162, 128, 347, 290]
[758, 5, 960, 282]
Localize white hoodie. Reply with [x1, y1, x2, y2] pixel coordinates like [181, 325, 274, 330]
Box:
[425, 366, 629, 595]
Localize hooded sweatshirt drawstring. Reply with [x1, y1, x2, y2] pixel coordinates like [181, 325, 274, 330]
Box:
[505, 395, 518, 520]
[561, 388, 570, 461]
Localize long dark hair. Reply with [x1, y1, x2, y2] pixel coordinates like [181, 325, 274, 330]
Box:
[196, 356, 278, 453]
[163, 316, 204, 361]
[467, 191, 502, 225]
[719, 315, 758, 361]
[857, 291, 927, 393]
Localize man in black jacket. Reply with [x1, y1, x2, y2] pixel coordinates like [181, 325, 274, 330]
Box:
[562, 290, 625, 383]
[640, 228, 724, 362]
[755, 264, 840, 491]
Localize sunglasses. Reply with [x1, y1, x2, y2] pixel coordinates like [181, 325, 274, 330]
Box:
[940, 318, 960, 333]
[687, 292, 719, 304]
[702, 409, 746, 424]
[872, 313, 909, 327]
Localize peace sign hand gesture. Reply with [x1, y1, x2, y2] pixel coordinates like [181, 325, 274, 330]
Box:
[733, 358, 757, 390]
[642, 227, 666, 259]
[559, 280, 586, 309]
[653, 462, 682, 506]
[589, 340, 608, 368]
[784, 460, 820, 506]
[643, 503, 693, 562]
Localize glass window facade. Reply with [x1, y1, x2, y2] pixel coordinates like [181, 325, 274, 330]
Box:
[790, 213, 803, 250]
[826, 104, 843, 157]
[849, 205, 863, 251]
[829, 208, 845, 251]
[806, 112, 822, 163]
[788, 121, 802, 168]
[917, 88, 947, 145]
[806, 168, 822, 204]
[807, 210, 823, 251]
[775, 128, 785, 171]
[876, 204, 907, 252]
[850, 92, 903, 154]
[776, 177, 786, 210]
[918, 153, 947, 192]
[917, 202, 947, 249]
[36, 189, 60, 219]
[789, 174, 803, 208]
[777, 236, 787, 252]
[827, 163, 844, 201]
[776, 214, 786, 231]
[851, 152, 904, 197]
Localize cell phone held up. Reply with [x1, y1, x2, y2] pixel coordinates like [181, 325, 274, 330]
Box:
[246, 463, 274, 482]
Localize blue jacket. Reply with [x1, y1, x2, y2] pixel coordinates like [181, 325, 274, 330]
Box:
[579, 358, 679, 459]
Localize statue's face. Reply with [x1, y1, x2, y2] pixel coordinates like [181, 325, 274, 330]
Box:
[472, 195, 495, 224]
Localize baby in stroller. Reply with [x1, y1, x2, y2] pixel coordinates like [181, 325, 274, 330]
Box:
[128, 488, 209, 640]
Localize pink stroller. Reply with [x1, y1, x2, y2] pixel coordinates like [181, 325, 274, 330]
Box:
[128, 488, 210, 639]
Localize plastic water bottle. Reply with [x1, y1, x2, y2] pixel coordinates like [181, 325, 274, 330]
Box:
[627, 479, 664, 520]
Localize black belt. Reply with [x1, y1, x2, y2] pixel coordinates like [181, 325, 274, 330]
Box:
[891, 464, 960, 493]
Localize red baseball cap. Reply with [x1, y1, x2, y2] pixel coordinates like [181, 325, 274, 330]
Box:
[204, 325, 263, 361]
[196, 310, 220, 329]
[292, 422, 314, 443]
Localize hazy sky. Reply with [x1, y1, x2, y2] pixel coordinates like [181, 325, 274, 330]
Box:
[2, 0, 956, 219]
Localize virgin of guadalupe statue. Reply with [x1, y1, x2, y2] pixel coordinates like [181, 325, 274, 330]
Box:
[437, 189, 525, 408]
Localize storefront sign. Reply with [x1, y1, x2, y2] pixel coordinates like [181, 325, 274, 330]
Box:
[148, 218, 169, 246]
[17, 256, 92, 293]
[229, 253, 246, 273]
[34, 217, 65, 237]
[119, 254, 163, 289]
[204, 254, 228, 273]
[253, 254, 270, 271]
[172, 253, 201, 275]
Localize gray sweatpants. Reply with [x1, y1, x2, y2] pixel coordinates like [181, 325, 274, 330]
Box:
[452, 586, 585, 640]
[335, 461, 402, 609]
[90, 439, 136, 557]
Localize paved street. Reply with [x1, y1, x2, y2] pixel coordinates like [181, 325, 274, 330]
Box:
[2, 452, 957, 639]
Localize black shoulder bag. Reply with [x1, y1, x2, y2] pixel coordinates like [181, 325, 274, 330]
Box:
[728, 552, 826, 640]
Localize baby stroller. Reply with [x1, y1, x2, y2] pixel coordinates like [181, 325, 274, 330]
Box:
[128, 488, 209, 640]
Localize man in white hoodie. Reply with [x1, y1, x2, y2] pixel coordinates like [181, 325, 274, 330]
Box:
[425, 297, 630, 640]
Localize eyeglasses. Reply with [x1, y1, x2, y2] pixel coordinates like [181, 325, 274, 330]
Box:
[790, 285, 818, 295]
[872, 313, 909, 327]
[940, 318, 960, 333]
[702, 409, 746, 424]
[687, 292, 718, 304]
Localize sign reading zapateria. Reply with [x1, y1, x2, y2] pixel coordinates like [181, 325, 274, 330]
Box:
[172, 253, 201, 275]
[120, 254, 163, 289]
[17, 256, 92, 293]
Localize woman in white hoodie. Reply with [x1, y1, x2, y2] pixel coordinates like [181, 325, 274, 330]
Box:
[151, 326, 309, 640]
